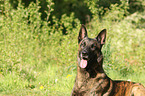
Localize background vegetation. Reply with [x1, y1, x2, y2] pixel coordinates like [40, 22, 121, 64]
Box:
[0, 0, 145, 95]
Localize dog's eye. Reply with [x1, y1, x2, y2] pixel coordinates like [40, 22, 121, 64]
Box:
[91, 44, 96, 49]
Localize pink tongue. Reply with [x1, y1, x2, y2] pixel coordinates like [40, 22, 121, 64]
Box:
[80, 59, 87, 68]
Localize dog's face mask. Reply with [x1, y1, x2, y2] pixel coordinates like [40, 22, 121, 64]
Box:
[78, 24, 106, 69]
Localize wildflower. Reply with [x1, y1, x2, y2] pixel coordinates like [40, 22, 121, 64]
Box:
[55, 79, 58, 83]
[40, 85, 44, 89]
[66, 74, 72, 78]
[127, 79, 131, 81]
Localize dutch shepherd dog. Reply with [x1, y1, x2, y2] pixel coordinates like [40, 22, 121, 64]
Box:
[71, 24, 145, 96]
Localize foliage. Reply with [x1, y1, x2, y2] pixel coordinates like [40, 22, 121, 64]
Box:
[0, 0, 145, 95]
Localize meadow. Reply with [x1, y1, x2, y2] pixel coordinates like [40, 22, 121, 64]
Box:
[0, 0, 145, 95]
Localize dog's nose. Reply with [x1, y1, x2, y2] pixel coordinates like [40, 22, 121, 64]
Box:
[82, 51, 88, 56]
[82, 51, 88, 60]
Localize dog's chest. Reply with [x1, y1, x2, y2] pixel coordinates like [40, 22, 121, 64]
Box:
[76, 78, 105, 95]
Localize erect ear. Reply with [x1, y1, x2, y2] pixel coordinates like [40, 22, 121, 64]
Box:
[96, 29, 106, 46]
[78, 24, 88, 44]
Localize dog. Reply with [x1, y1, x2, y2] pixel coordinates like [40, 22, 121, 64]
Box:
[71, 24, 145, 96]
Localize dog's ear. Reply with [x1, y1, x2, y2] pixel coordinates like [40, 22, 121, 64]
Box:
[78, 24, 88, 44]
[96, 29, 106, 46]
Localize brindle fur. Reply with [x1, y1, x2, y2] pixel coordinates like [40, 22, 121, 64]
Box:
[71, 24, 145, 96]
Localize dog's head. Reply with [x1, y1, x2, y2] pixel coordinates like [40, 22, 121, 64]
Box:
[78, 24, 106, 69]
